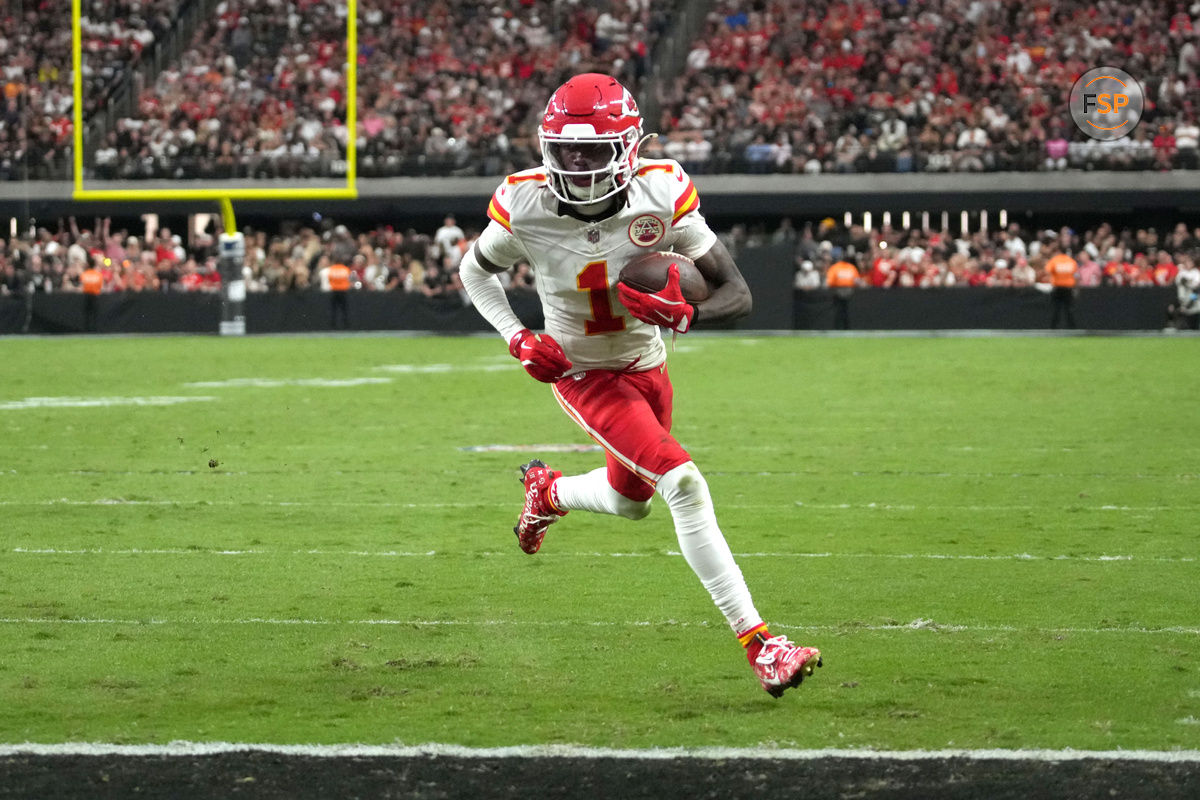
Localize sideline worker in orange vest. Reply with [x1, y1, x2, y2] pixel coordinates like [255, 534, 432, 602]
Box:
[826, 260, 860, 289]
[326, 261, 352, 329]
[825, 259, 860, 330]
[80, 265, 103, 332]
[1043, 247, 1078, 329]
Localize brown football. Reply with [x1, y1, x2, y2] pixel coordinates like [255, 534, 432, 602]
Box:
[618, 251, 711, 303]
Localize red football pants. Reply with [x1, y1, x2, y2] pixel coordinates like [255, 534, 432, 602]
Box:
[551, 364, 692, 502]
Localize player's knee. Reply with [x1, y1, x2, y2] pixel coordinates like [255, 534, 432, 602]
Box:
[656, 461, 709, 510]
[615, 495, 653, 520]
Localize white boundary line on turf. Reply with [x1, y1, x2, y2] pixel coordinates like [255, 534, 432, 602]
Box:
[0, 498, 1189, 514]
[1, 617, 1197, 636]
[710, 471, 1200, 480]
[5, 547, 1195, 563]
[0, 742, 1198, 762]
[0, 499, 499, 508]
[6, 470, 1194, 480]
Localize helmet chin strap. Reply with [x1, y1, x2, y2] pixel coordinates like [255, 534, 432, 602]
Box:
[564, 173, 615, 203]
[572, 195, 618, 215]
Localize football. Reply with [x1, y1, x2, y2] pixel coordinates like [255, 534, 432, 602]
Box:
[617, 251, 711, 303]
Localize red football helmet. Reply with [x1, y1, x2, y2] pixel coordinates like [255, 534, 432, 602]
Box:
[538, 73, 644, 205]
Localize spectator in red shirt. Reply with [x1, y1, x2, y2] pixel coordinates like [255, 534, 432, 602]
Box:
[1153, 124, 1177, 170]
[868, 252, 897, 287]
[1152, 252, 1179, 286]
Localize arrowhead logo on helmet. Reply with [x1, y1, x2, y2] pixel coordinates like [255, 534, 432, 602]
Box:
[539, 73, 645, 206]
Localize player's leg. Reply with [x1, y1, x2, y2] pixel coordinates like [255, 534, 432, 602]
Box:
[512, 372, 655, 553]
[547, 370, 666, 520]
[557, 368, 821, 694]
[553, 465, 652, 519]
[656, 460, 821, 696]
[554, 368, 763, 629]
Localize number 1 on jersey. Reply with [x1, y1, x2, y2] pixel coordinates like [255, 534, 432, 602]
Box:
[577, 261, 626, 335]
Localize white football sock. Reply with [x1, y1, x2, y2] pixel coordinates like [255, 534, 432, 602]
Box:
[553, 467, 651, 520]
[656, 461, 764, 634]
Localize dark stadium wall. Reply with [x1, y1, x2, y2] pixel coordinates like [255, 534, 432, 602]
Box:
[794, 287, 1175, 331]
[2, 290, 546, 335]
[4, 173, 1199, 220]
[730, 243, 795, 330]
[2, 278, 1173, 336]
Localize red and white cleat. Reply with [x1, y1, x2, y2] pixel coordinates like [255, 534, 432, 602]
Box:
[752, 635, 822, 698]
[514, 459, 566, 554]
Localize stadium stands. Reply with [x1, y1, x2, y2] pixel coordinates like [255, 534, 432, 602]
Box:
[0, 2, 1197, 333]
[86, 0, 665, 180]
[2, 0, 1198, 179]
[657, 0, 1200, 174]
[3, 214, 1195, 299]
[1, 0, 185, 180]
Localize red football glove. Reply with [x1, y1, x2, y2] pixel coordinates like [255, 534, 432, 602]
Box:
[508, 328, 572, 383]
[617, 263, 696, 333]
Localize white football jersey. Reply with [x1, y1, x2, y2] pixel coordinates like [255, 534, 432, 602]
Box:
[475, 158, 718, 373]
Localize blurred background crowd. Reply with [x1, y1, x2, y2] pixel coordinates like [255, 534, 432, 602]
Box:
[3, 1, 1199, 330]
[3, 212, 1196, 300]
[3, 0, 1200, 180]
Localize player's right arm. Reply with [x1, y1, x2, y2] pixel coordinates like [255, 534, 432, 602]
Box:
[460, 239, 525, 342]
[460, 225, 571, 383]
[460, 178, 535, 341]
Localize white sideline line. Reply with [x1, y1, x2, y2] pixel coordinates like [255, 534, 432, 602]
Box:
[6, 547, 1195, 563]
[1, 617, 1197, 636]
[0, 742, 1198, 762]
[7, 469, 1196, 480]
[0, 498, 1188, 514]
[713, 471, 1200, 480]
[0, 500, 457, 507]
[793, 502, 1183, 512]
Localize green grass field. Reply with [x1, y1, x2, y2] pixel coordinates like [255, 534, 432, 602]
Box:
[1, 334, 1198, 751]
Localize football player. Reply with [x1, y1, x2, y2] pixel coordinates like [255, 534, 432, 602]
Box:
[459, 73, 821, 697]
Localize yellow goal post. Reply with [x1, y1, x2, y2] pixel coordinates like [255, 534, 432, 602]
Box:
[70, 0, 359, 213]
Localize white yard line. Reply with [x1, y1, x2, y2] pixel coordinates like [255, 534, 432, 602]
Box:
[5, 547, 1194, 563]
[0, 741, 1198, 761]
[0, 498, 1189, 513]
[0, 616, 1197, 636]
[0, 396, 216, 410]
[183, 377, 393, 388]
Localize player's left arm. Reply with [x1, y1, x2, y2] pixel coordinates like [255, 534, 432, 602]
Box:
[690, 237, 752, 324]
[664, 164, 752, 325]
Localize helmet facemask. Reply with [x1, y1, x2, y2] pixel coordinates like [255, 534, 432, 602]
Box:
[540, 125, 640, 206]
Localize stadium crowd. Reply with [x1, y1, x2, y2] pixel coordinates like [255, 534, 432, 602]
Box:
[656, 0, 1200, 174]
[3, 215, 1196, 315]
[91, 0, 663, 181]
[4, 0, 1200, 179]
[1, 0, 183, 180]
[761, 217, 1200, 292]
